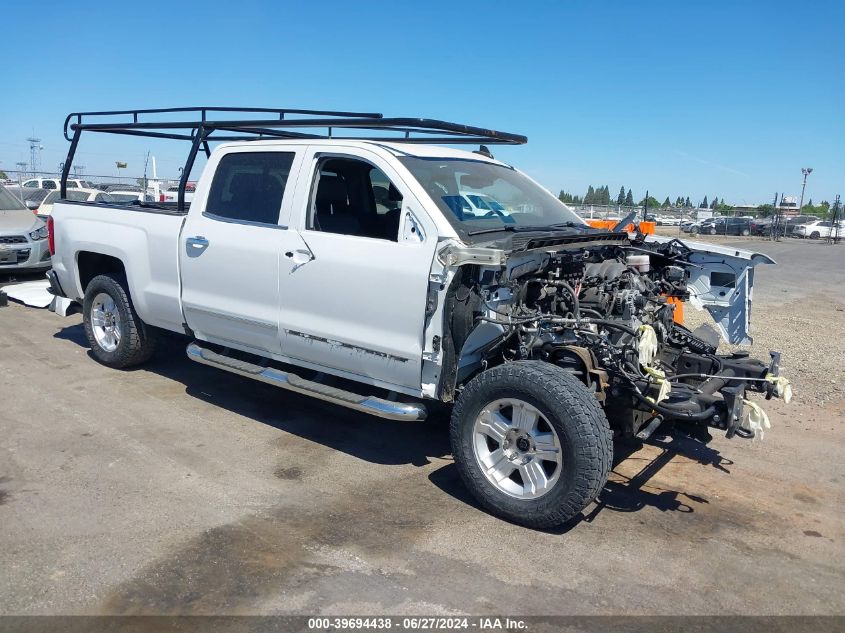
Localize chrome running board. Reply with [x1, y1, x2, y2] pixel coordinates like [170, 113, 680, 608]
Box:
[186, 342, 427, 422]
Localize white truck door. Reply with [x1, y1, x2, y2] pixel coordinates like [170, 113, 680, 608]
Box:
[179, 147, 307, 355]
[279, 148, 438, 392]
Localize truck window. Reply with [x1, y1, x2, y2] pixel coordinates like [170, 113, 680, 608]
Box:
[206, 152, 294, 225]
[310, 157, 402, 242]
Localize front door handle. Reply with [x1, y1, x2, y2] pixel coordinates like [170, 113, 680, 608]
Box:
[284, 248, 314, 272]
[186, 236, 209, 249]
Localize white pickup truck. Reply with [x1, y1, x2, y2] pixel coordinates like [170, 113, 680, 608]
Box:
[47, 107, 791, 528]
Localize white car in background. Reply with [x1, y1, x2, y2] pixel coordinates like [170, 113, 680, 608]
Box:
[107, 190, 156, 203]
[160, 184, 195, 203]
[0, 185, 51, 271]
[460, 191, 512, 218]
[36, 189, 114, 217]
[793, 220, 845, 239]
[21, 177, 95, 191]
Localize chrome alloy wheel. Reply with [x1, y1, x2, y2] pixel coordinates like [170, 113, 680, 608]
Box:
[90, 292, 122, 352]
[472, 398, 563, 499]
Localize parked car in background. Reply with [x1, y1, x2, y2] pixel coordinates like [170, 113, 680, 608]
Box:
[160, 183, 195, 203]
[751, 215, 817, 237]
[37, 189, 114, 217]
[22, 177, 94, 190]
[793, 220, 845, 240]
[685, 218, 717, 234]
[706, 217, 752, 236]
[0, 184, 51, 271]
[3, 187, 51, 214]
[107, 190, 156, 203]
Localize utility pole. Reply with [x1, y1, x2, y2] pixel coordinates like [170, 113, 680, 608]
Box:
[770, 192, 779, 241]
[830, 194, 841, 245]
[142, 151, 151, 196]
[799, 167, 813, 212]
[26, 136, 42, 175]
[643, 189, 648, 223]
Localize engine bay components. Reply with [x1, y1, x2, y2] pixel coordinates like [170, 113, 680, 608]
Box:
[457, 239, 791, 441]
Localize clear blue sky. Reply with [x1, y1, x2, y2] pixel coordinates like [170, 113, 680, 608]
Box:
[1, 0, 842, 206]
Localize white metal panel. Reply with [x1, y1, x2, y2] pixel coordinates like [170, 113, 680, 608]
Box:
[179, 146, 308, 354]
[279, 145, 439, 390]
[50, 201, 186, 333]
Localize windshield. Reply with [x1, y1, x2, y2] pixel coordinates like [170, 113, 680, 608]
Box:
[0, 186, 27, 211]
[398, 157, 582, 236]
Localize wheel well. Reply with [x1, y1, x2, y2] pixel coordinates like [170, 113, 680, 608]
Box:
[77, 252, 126, 293]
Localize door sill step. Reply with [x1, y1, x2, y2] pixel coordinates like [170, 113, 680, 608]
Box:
[186, 342, 427, 422]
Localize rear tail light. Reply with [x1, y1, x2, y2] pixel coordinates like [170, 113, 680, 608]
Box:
[47, 215, 55, 256]
[160, 193, 165, 202]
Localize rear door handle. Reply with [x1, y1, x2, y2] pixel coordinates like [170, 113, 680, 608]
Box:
[186, 236, 209, 249]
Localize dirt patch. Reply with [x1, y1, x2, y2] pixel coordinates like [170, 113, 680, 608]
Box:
[273, 466, 303, 480]
[99, 470, 436, 614]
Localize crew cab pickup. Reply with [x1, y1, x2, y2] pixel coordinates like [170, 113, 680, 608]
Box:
[48, 107, 792, 528]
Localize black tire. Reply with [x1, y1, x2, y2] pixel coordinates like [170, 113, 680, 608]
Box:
[82, 273, 157, 368]
[709, 227, 717, 235]
[450, 361, 612, 529]
[741, 228, 750, 236]
[810, 231, 820, 240]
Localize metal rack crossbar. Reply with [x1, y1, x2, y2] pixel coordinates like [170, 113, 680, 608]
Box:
[60, 106, 527, 208]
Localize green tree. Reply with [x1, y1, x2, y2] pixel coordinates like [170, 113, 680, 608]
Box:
[709, 197, 718, 210]
[617, 186, 626, 205]
[701, 195, 709, 209]
[639, 195, 661, 209]
[662, 196, 671, 208]
[756, 204, 775, 217]
[684, 196, 691, 208]
[585, 185, 595, 205]
[625, 188, 634, 206]
[0, 170, 7, 179]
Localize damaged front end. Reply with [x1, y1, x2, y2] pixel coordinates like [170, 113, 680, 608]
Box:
[439, 230, 792, 442]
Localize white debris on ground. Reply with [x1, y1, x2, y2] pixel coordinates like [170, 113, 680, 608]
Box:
[1, 280, 74, 315]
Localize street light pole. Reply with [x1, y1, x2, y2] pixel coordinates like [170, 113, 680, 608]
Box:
[799, 167, 813, 212]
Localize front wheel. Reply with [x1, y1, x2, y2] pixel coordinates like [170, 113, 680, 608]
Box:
[83, 273, 157, 368]
[450, 362, 612, 529]
[741, 228, 750, 236]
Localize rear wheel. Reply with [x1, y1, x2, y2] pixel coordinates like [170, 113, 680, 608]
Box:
[83, 273, 157, 368]
[709, 227, 717, 235]
[450, 362, 612, 529]
[810, 231, 820, 239]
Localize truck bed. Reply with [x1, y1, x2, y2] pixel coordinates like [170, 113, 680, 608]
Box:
[50, 200, 187, 333]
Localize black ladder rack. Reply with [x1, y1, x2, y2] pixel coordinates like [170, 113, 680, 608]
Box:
[60, 106, 527, 209]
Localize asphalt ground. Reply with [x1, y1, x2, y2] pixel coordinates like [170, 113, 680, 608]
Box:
[0, 237, 843, 616]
